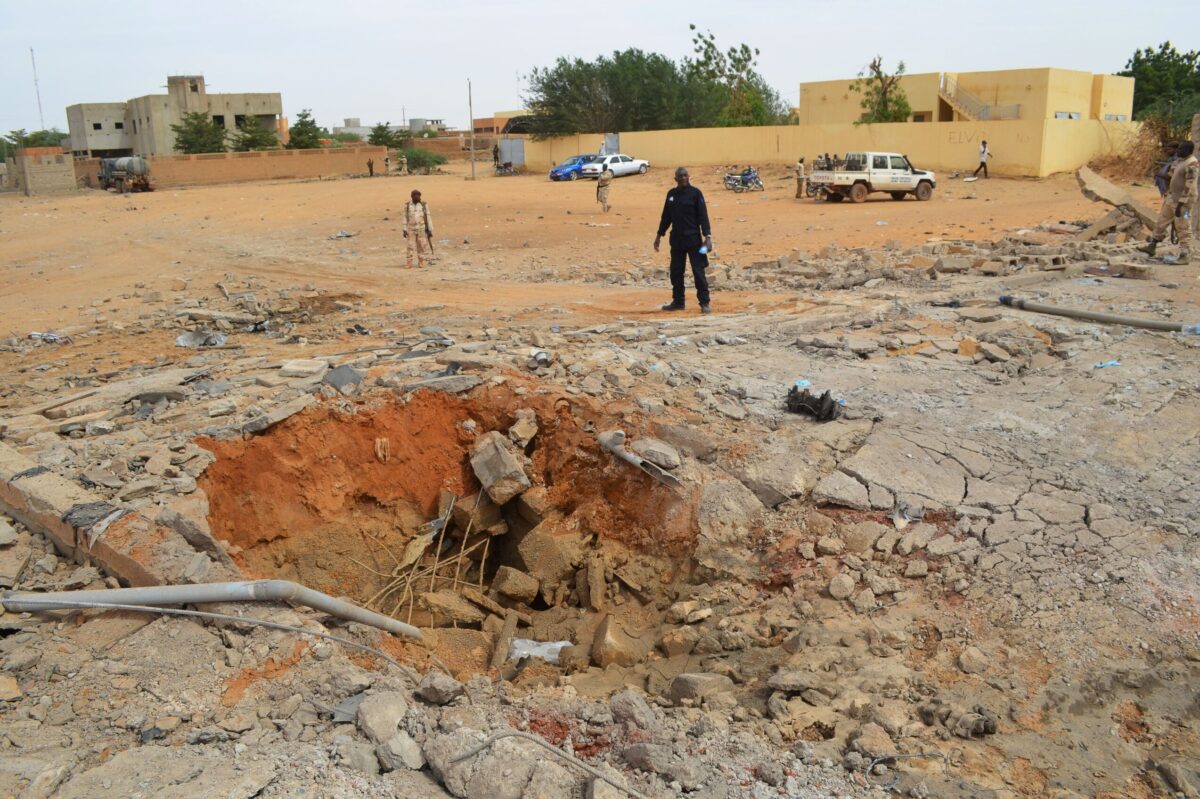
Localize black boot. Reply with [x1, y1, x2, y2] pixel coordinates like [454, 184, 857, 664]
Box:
[661, 302, 685, 311]
[1138, 239, 1158, 257]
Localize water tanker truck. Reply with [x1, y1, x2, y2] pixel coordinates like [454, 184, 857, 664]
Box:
[99, 156, 153, 193]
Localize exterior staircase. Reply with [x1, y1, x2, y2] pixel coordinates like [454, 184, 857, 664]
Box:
[938, 74, 1020, 121]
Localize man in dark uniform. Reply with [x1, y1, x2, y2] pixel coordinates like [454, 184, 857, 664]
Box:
[654, 166, 713, 314]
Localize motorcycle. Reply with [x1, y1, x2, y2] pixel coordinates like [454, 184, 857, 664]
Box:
[723, 166, 764, 193]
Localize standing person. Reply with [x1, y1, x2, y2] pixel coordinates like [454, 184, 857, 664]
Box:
[399, 153, 409, 175]
[973, 140, 992, 178]
[795, 157, 807, 199]
[654, 167, 713, 314]
[403, 189, 434, 268]
[596, 164, 614, 213]
[492, 143, 500, 166]
[384, 156, 391, 173]
[367, 158, 375, 177]
[1139, 141, 1198, 264]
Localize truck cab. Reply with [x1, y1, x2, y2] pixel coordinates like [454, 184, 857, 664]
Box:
[809, 152, 935, 202]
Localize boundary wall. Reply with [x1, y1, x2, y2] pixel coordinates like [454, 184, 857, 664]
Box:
[74, 146, 389, 189]
[523, 119, 1139, 178]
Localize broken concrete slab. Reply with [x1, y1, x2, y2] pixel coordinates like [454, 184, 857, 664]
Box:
[591, 614, 649, 668]
[56, 746, 277, 799]
[1075, 166, 1156, 228]
[811, 470, 870, 510]
[469, 431, 531, 504]
[515, 522, 583, 590]
[279, 359, 329, 378]
[491, 565, 539, 604]
[840, 431, 965, 508]
[628, 437, 682, 470]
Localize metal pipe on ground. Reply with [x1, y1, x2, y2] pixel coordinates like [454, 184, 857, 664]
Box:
[0, 579, 422, 641]
[998, 295, 1191, 333]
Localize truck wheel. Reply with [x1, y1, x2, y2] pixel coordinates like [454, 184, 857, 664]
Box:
[915, 182, 933, 201]
[850, 183, 869, 203]
[890, 191, 907, 201]
[826, 192, 844, 203]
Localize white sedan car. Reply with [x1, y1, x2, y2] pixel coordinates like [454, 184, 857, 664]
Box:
[581, 153, 650, 179]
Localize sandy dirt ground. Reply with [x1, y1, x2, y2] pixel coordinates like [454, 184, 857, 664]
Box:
[1, 162, 1197, 799]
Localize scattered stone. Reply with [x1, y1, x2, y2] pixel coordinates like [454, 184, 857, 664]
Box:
[811, 470, 870, 510]
[0, 674, 23, 701]
[356, 691, 409, 744]
[904, 560, 929, 578]
[508, 408, 539, 448]
[217, 713, 255, 733]
[610, 690, 656, 730]
[667, 672, 734, 705]
[958, 646, 989, 674]
[828, 572, 856, 600]
[816, 535, 845, 555]
[378, 730, 426, 771]
[279, 358, 328, 377]
[322, 364, 363, 394]
[591, 614, 648, 668]
[0, 520, 16, 547]
[416, 671, 464, 705]
[850, 722, 895, 758]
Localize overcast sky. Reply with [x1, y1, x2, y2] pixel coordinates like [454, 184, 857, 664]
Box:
[0, 0, 1192, 135]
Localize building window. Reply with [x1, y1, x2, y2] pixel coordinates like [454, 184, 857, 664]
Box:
[1055, 111, 1081, 120]
[115, 122, 124, 130]
[234, 114, 246, 129]
[132, 120, 137, 134]
[92, 122, 102, 130]
[1104, 114, 1129, 122]
[213, 115, 226, 128]
[190, 81, 199, 93]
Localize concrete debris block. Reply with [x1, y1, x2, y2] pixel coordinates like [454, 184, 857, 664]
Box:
[591, 614, 649, 668]
[851, 587, 877, 612]
[816, 535, 845, 556]
[623, 743, 674, 774]
[420, 591, 488, 626]
[514, 486, 550, 525]
[904, 560, 929, 578]
[811, 470, 870, 510]
[828, 572, 856, 599]
[586, 777, 627, 799]
[452, 492, 502, 532]
[241, 394, 316, 435]
[610, 690, 656, 730]
[385, 373, 483, 395]
[926, 535, 966, 558]
[840, 432, 966, 508]
[897, 523, 937, 555]
[470, 431, 531, 504]
[279, 358, 328, 378]
[843, 520, 888, 553]
[218, 713, 256, 733]
[492, 565, 540, 604]
[958, 646, 989, 674]
[357, 691, 410, 744]
[583, 554, 606, 611]
[666, 672, 734, 705]
[979, 342, 1010, 363]
[521, 759, 577, 799]
[55, 746, 276, 799]
[659, 626, 700, 656]
[416, 671, 465, 705]
[0, 674, 23, 701]
[322, 364, 364, 394]
[207, 398, 238, 417]
[0, 546, 32, 589]
[1075, 166, 1156, 227]
[378, 730, 426, 771]
[933, 256, 971, 273]
[508, 408, 538, 448]
[850, 722, 895, 758]
[628, 437, 682, 470]
[515, 522, 583, 588]
[0, 519, 16, 547]
[337, 738, 381, 775]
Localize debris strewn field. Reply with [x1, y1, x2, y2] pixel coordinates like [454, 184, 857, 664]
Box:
[1, 163, 1197, 799]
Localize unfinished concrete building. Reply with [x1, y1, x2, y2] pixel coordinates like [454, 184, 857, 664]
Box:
[66, 75, 283, 157]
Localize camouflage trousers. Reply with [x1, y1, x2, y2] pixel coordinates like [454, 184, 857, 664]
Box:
[406, 227, 431, 267]
[1151, 198, 1192, 251]
[597, 186, 611, 212]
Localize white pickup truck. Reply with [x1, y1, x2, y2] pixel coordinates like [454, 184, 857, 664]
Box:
[808, 152, 936, 202]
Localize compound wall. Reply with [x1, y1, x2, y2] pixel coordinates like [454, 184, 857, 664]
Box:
[523, 119, 1138, 178]
[75, 146, 389, 189]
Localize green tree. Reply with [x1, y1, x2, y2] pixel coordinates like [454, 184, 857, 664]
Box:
[287, 109, 324, 149]
[850, 57, 912, 124]
[367, 122, 409, 149]
[170, 112, 227, 154]
[3, 128, 70, 155]
[687, 24, 788, 126]
[1119, 42, 1200, 117]
[332, 131, 363, 144]
[229, 115, 279, 151]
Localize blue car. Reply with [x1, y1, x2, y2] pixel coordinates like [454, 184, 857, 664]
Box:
[548, 154, 599, 181]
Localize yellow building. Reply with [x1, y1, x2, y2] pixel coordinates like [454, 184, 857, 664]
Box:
[797, 68, 1133, 126]
[472, 110, 532, 135]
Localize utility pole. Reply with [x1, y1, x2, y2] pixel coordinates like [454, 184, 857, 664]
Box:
[468, 78, 476, 181]
[30, 48, 45, 131]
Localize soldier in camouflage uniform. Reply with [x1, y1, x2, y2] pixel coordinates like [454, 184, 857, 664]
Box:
[596, 165, 614, 213]
[1140, 141, 1198, 264]
[795, 157, 807, 199]
[403, 189, 433, 268]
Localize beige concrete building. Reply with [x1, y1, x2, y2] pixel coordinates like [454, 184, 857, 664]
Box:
[67, 75, 283, 157]
[797, 67, 1133, 126]
[4, 147, 77, 196]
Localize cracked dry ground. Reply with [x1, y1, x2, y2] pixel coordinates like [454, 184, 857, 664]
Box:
[1, 173, 1199, 799]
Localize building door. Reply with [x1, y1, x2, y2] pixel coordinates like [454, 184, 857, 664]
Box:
[603, 133, 619, 155]
[499, 138, 524, 166]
